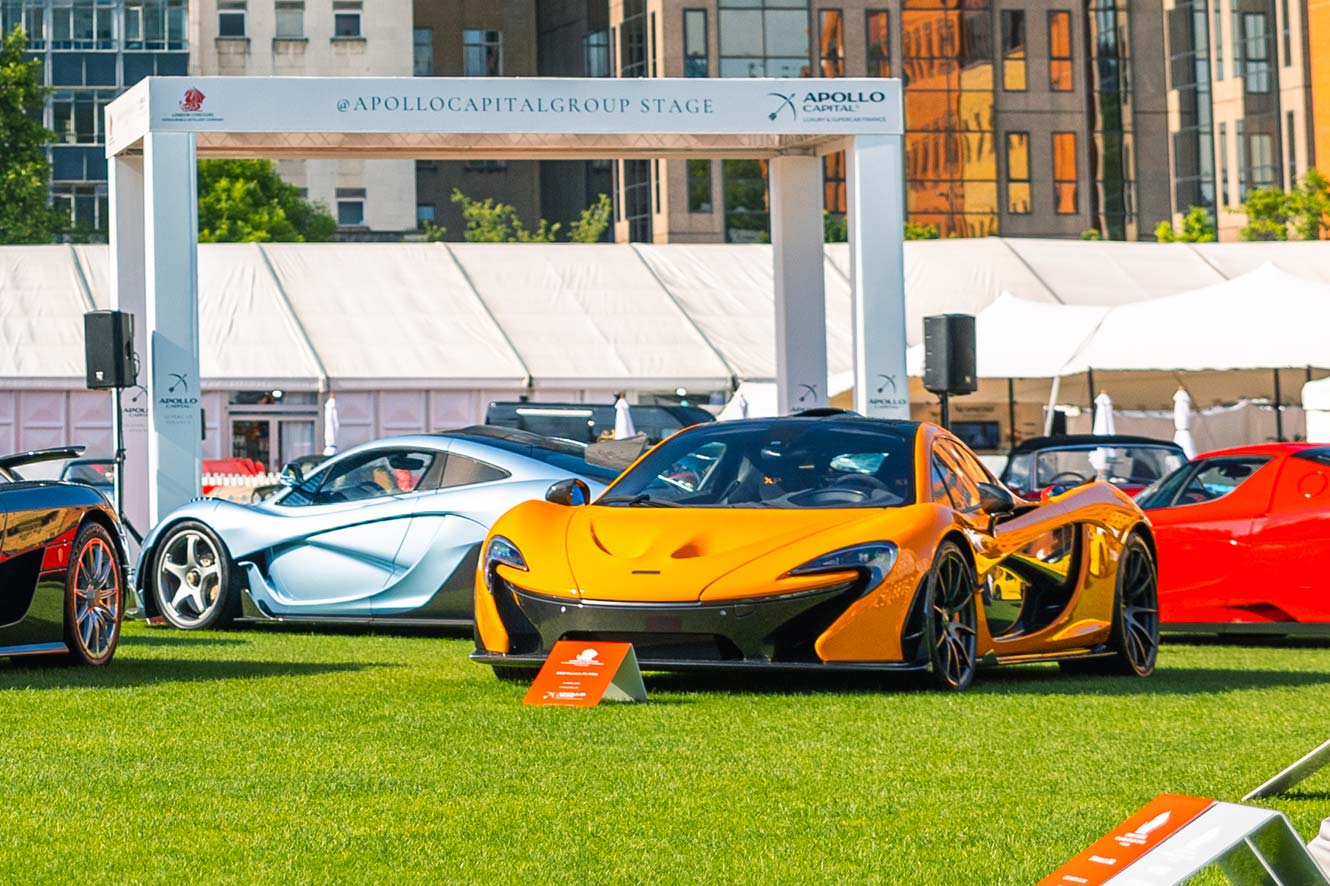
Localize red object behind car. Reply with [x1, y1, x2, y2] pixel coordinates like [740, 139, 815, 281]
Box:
[1138, 442, 1330, 634]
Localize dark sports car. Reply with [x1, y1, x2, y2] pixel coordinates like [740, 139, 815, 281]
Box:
[0, 447, 128, 666]
[1000, 434, 1187, 501]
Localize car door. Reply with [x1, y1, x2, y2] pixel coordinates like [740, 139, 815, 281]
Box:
[0, 483, 79, 644]
[262, 447, 441, 617]
[373, 448, 517, 620]
[1238, 452, 1330, 624]
[1144, 456, 1275, 625]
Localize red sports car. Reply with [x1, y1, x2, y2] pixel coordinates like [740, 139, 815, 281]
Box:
[1137, 443, 1330, 634]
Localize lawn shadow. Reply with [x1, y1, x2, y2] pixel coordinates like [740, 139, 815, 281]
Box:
[0, 656, 394, 691]
[1282, 790, 1330, 801]
[216, 621, 473, 641]
[1165, 634, 1330, 650]
[643, 665, 1330, 698]
[121, 633, 251, 648]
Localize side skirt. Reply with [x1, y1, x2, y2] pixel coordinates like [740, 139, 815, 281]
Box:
[1164, 622, 1330, 636]
[0, 642, 69, 657]
[470, 651, 929, 674]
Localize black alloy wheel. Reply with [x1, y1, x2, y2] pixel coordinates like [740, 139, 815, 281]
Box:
[926, 541, 979, 691]
[1063, 532, 1159, 677]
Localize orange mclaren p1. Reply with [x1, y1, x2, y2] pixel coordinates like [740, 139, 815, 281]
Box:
[471, 414, 1160, 690]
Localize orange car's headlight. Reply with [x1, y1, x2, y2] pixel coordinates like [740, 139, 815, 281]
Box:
[788, 542, 898, 595]
[483, 535, 528, 595]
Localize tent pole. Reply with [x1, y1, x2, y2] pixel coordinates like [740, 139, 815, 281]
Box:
[1087, 366, 1096, 421]
[1007, 378, 1016, 447]
[1274, 368, 1284, 441]
[1044, 375, 1062, 436]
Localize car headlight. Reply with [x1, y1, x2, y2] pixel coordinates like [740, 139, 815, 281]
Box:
[483, 535, 527, 595]
[788, 542, 898, 595]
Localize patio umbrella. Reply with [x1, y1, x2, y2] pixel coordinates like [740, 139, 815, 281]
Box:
[1173, 388, 1197, 458]
[613, 395, 636, 440]
[1089, 391, 1116, 478]
[323, 393, 339, 456]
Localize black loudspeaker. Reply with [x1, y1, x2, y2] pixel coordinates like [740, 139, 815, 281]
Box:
[84, 310, 137, 390]
[923, 313, 977, 395]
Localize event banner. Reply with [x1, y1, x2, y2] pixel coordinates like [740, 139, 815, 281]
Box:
[524, 641, 647, 707]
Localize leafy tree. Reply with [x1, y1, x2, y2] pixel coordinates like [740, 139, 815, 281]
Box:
[1079, 228, 1103, 240]
[0, 26, 68, 243]
[1154, 205, 1217, 243]
[418, 220, 447, 242]
[568, 193, 612, 243]
[1236, 169, 1330, 241]
[197, 159, 335, 242]
[823, 211, 847, 242]
[904, 220, 941, 240]
[451, 189, 560, 243]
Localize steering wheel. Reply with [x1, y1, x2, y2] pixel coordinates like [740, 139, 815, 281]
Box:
[1047, 471, 1088, 485]
[830, 473, 889, 495]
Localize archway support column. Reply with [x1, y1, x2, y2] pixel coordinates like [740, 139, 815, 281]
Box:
[770, 154, 828, 414]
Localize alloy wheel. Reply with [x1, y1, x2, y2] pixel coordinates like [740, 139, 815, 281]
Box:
[73, 536, 120, 659]
[931, 549, 978, 690]
[158, 529, 223, 627]
[1118, 542, 1160, 674]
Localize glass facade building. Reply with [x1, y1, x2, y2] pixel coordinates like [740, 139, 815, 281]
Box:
[1, 0, 188, 237]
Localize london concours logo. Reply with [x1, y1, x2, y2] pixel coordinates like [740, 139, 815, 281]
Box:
[164, 86, 223, 122]
[179, 88, 205, 112]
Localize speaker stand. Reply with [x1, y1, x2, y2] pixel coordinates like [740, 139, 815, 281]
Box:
[939, 391, 951, 430]
[112, 386, 143, 545]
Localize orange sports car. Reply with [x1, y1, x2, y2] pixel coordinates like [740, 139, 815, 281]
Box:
[471, 414, 1160, 690]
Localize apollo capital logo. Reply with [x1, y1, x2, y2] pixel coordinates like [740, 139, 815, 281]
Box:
[179, 88, 206, 113]
[767, 92, 797, 122]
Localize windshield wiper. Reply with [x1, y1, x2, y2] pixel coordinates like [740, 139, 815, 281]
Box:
[598, 493, 682, 508]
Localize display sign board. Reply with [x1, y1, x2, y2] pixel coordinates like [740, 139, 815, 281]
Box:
[523, 641, 648, 707]
[1041, 795, 1330, 886]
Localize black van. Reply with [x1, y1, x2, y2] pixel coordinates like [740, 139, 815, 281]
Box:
[484, 401, 714, 444]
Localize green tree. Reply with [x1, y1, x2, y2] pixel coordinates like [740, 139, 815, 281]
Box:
[450, 189, 560, 243]
[904, 220, 941, 240]
[0, 26, 68, 243]
[1154, 205, 1217, 243]
[1236, 169, 1330, 241]
[197, 159, 336, 242]
[1079, 228, 1103, 240]
[568, 193, 612, 243]
[823, 211, 848, 243]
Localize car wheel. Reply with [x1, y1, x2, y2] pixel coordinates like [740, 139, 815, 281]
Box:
[1062, 533, 1159, 677]
[925, 541, 978, 691]
[492, 666, 534, 683]
[63, 523, 123, 666]
[153, 521, 240, 630]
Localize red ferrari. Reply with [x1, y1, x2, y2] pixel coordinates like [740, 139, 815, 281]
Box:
[1137, 443, 1330, 634]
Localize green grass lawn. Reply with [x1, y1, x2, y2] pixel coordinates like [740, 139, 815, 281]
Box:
[1, 623, 1328, 884]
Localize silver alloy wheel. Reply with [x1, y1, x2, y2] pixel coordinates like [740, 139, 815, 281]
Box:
[158, 529, 223, 627]
[74, 536, 120, 658]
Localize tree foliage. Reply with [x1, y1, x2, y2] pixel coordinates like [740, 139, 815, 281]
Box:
[568, 193, 612, 243]
[0, 26, 68, 243]
[197, 159, 336, 242]
[451, 189, 559, 242]
[1154, 205, 1217, 243]
[1237, 169, 1330, 241]
[823, 213, 941, 242]
[904, 220, 941, 240]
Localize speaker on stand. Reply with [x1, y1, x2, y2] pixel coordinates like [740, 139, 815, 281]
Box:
[84, 310, 142, 543]
[922, 314, 977, 431]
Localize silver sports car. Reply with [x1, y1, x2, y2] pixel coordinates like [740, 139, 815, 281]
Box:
[135, 427, 618, 630]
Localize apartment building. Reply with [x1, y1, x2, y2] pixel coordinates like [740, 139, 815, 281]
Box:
[411, 0, 612, 238]
[606, 0, 1179, 241]
[190, 0, 417, 238]
[2, 0, 189, 236]
[1164, 0, 1325, 238]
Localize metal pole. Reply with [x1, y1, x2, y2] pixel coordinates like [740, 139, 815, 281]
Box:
[1007, 378, 1017, 447]
[1087, 367, 1096, 421]
[1274, 368, 1284, 441]
[940, 392, 951, 430]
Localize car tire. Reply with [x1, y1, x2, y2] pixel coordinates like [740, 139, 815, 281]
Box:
[152, 521, 241, 631]
[1061, 532, 1159, 677]
[62, 522, 124, 667]
[492, 666, 534, 683]
[924, 540, 979, 692]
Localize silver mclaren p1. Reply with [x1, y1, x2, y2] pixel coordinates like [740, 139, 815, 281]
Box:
[135, 427, 619, 630]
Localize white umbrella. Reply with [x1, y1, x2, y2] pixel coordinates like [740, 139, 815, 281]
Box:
[322, 393, 340, 456]
[1173, 388, 1197, 458]
[1089, 391, 1116, 478]
[613, 395, 636, 440]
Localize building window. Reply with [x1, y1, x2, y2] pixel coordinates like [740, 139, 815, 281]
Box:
[722, 159, 768, 242]
[620, 0, 646, 77]
[824, 152, 845, 215]
[817, 10, 844, 76]
[865, 10, 889, 77]
[1236, 119, 1247, 198]
[6, 0, 46, 47]
[123, 0, 186, 50]
[1249, 132, 1276, 188]
[332, 0, 361, 38]
[1286, 111, 1296, 182]
[683, 9, 708, 77]
[464, 29, 502, 76]
[1242, 12, 1270, 93]
[217, 0, 245, 38]
[1000, 10, 1026, 90]
[413, 28, 432, 75]
[1005, 132, 1031, 214]
[653, 159, 661, 210]
[275, 1, 303, 38]
[51, 182, 108, 234]
[416, 204, 435, 229]
[1280, 0, 1291, 64]
[1052, 132, 1077, 213]
[687, 159, 713, 213]
[718, 0, 810, 78]
[336, 189, 366, 227]
[1048, 11, 1073, 91]
[51, 89, 115, 144]
[584, 29, 610, 77]
[49, 0, 117, 49]
[649, 11, 657, 76]
[1213, 0, 1224, 80]
[1219, 122, 1229, 205]
[623, 159, 652, 241]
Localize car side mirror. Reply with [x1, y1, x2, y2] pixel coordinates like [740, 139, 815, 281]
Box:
[279, 462, 304, 487]
[977, 482, 1016, 516]
[546, 478, 590, 506]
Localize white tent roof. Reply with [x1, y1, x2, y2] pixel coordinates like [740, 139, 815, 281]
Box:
[0, 246, 97, 387]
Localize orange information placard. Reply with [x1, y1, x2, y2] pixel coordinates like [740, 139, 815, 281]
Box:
[523, 640, 648, 707]
[1038, 793, 1215, 886]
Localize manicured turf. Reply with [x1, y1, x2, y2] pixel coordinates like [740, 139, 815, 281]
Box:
[1, 623, 1328, 884]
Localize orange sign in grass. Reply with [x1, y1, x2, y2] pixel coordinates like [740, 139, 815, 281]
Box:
[1039, 793, 1214, 886]
[523, 640, 648, 707]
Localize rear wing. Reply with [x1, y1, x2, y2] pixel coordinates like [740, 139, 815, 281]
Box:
[0, 446, 86, 471]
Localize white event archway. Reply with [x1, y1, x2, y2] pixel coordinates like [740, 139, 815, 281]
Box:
[105, 76, 908, 527]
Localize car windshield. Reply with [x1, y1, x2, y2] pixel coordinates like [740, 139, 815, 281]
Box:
[1137, 455, 1271, 509]
[447, 427, 620, 483]
[1031, 445, 1185, 489]
[598, 420, 916, 509]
